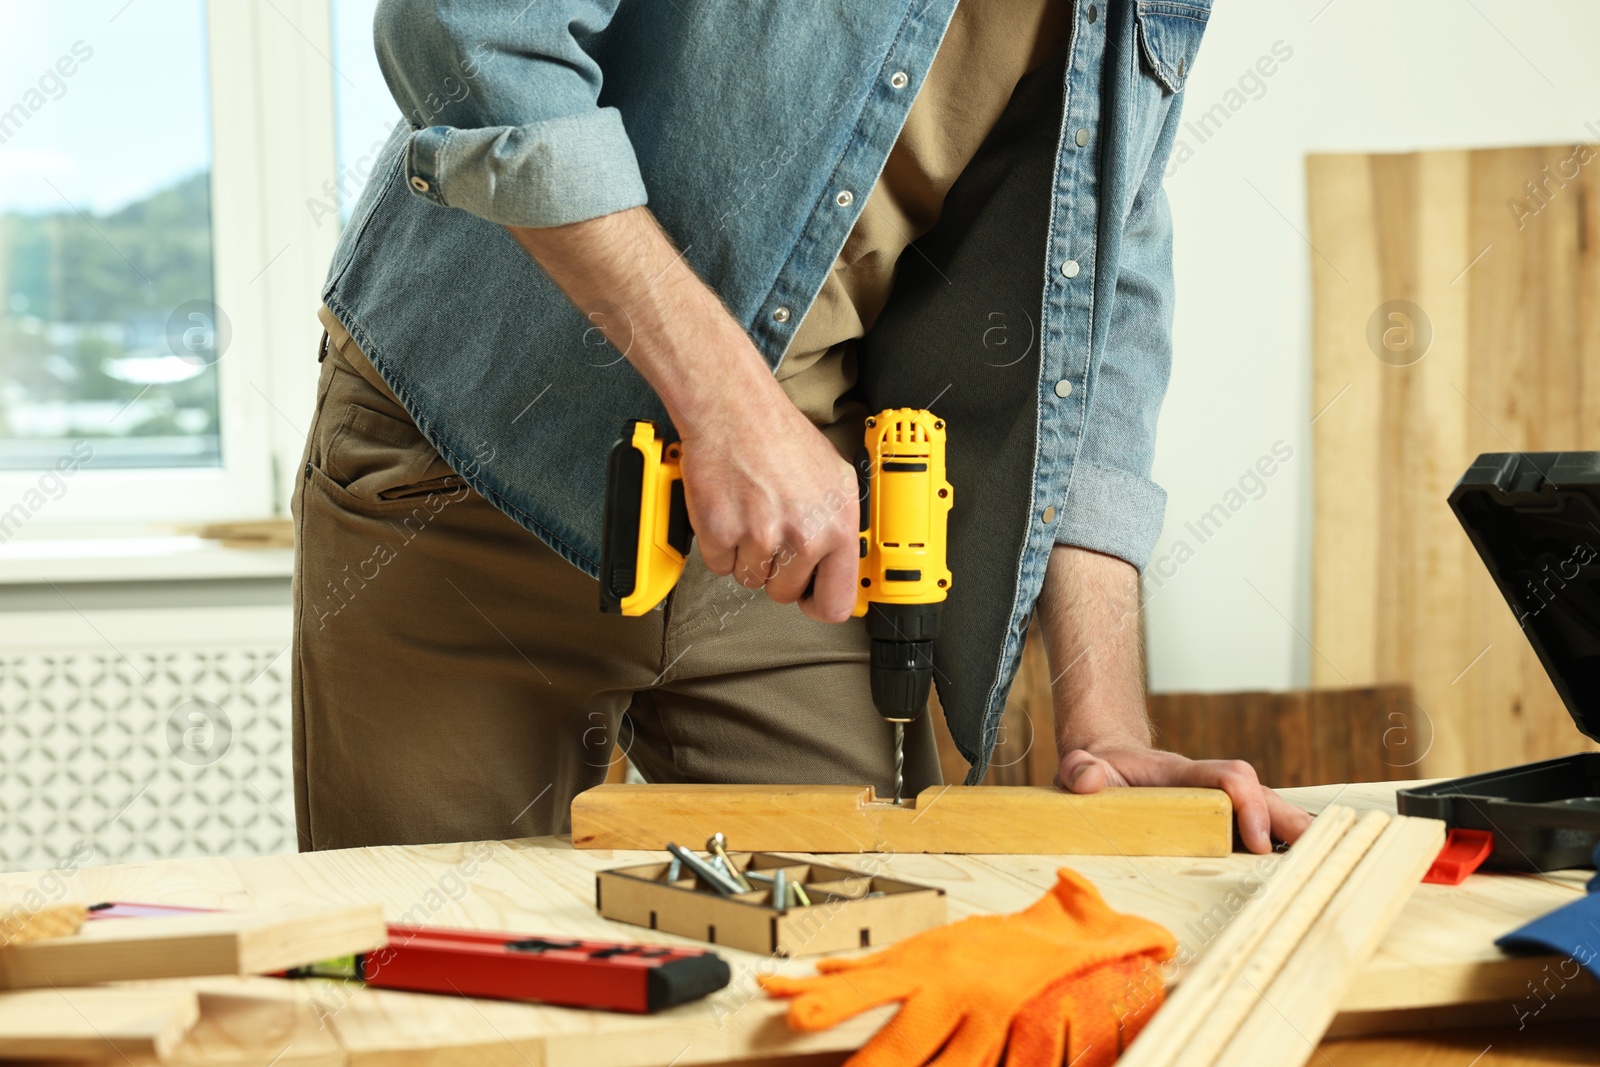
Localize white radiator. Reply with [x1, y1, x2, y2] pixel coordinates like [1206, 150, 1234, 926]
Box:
[0, 605, 295, 872]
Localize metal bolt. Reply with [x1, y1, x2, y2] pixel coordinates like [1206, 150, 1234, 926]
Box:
[706, 833, 752, 891]
[666, 842, 742, 895]
[773, 869, 789, 910]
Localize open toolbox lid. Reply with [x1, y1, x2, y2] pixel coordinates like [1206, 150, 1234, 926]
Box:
[1450, 452, 1600, 736]
[1396, 452, 1600, 872]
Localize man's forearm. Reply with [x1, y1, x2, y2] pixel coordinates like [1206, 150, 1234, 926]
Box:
[505, 207, 863, 620]
[506, 207, 788, 430]
[1034, 543, 1151, 757]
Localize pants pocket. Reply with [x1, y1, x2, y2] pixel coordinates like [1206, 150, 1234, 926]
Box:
[310, 372, 467, 513]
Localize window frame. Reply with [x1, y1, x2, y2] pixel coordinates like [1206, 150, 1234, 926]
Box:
[1, 0, 338, 531]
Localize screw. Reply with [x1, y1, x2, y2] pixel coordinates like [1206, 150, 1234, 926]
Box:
[666, 842, 742, 895]
[706, 833, 752, 891]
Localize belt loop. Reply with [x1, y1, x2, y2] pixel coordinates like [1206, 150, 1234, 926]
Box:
[318, 330, 331, 363]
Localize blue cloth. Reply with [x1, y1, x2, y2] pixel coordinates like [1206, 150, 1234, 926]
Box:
[1495, 842, 1600, 979]
[321, 0, 1211, 778]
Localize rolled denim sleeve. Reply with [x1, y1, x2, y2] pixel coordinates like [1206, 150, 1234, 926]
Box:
[375, 0, 647, 228]
[1053, 114, 1179, 570]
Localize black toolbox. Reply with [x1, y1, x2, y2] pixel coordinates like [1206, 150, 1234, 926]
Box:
[1395, 452, 1600, 873]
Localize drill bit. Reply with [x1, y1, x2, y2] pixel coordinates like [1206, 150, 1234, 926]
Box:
[893, 721, 905, 805]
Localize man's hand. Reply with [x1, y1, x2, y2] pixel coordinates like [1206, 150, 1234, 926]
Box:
[1058, 744, 1313, 854]
[1035, 543, 1312, 854]
[508, 207, 861, 622]
[676, 401, 860, 622]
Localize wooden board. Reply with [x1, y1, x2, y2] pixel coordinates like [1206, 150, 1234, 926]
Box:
[0, 782, 1591, 1065]
[1215, 813, 1445, 1065]
[0, 901, 87, 946]
[0, 987, 199, 1059]
[1147, 686, 1418, 787]
[569, 783, 1234, 856]
[0, 904, 386, 989]
[1307, 145, 1600, 778]
[1120, 806, 1363, 1067]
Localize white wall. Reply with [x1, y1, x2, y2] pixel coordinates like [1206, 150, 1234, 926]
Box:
[1144, 0, 1600, 692]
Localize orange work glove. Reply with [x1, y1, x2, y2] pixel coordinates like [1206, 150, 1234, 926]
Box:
[1009, 953, 1168, 1067]
[760, 868, 1175, 1067]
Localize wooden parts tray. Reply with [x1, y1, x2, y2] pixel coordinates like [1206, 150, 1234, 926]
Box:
[572, 783, 1233, 856]
[596, 852, 945, 957]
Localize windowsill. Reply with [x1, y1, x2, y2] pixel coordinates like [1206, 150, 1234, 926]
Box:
[0, 533, 294, 585]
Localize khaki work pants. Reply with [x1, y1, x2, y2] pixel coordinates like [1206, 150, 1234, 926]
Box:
[290, 311, 942, 850]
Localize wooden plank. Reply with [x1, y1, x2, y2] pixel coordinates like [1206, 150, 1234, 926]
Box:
[0, 987, 199, 1059]
[1177, 810, 1391, 1066]
[1307, 152, 1385, 689]
[0, 904, 386, 989]
[1308, 145, 1600, 777]
[1146, 687, 1412, 787]
[1120, 805, 1360, 1067]
[0, 901, 87, 946]
[1215, 814, 1446, 1065]
[569, 783, 1233, 856]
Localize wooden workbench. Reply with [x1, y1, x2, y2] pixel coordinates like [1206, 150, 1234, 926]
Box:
[0, 781, 1594, 1065]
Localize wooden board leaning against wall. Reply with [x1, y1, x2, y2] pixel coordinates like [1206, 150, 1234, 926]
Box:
[1307, 145, 1600, 778]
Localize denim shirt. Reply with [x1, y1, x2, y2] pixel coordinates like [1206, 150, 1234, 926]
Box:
[323, 0, 1210, 781]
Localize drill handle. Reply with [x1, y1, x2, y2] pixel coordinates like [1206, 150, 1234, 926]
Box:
[599, 421, 691, 615]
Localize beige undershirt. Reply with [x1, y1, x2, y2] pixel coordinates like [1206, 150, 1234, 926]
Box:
[779, 0, 1071, 449]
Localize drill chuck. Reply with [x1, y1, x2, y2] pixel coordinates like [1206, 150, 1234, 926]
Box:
[866, 602, 942, 722]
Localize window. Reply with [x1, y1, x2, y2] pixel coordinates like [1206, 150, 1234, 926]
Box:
[0, 1, 340, 529]
[331, 0, 401, 226]
[0, 3, 220, 471]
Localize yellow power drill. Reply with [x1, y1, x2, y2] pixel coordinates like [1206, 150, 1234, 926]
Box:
[598, 409, 953, 802]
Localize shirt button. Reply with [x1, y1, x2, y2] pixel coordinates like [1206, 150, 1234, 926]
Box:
[772, 306, 791, 323]
[1087, 4, 1098, 21]
[1042, 506, 1056, 524]
[835, 190, 854, 207]
[408, 176, 430, 194]
[890, 71, 909, 89]
[1060, 259, 1081, 279]
[1054, 379, 1073, 398]
[1075, 128, 1091, 147]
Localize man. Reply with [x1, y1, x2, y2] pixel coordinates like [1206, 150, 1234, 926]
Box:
[293, 0, 1312, 854]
